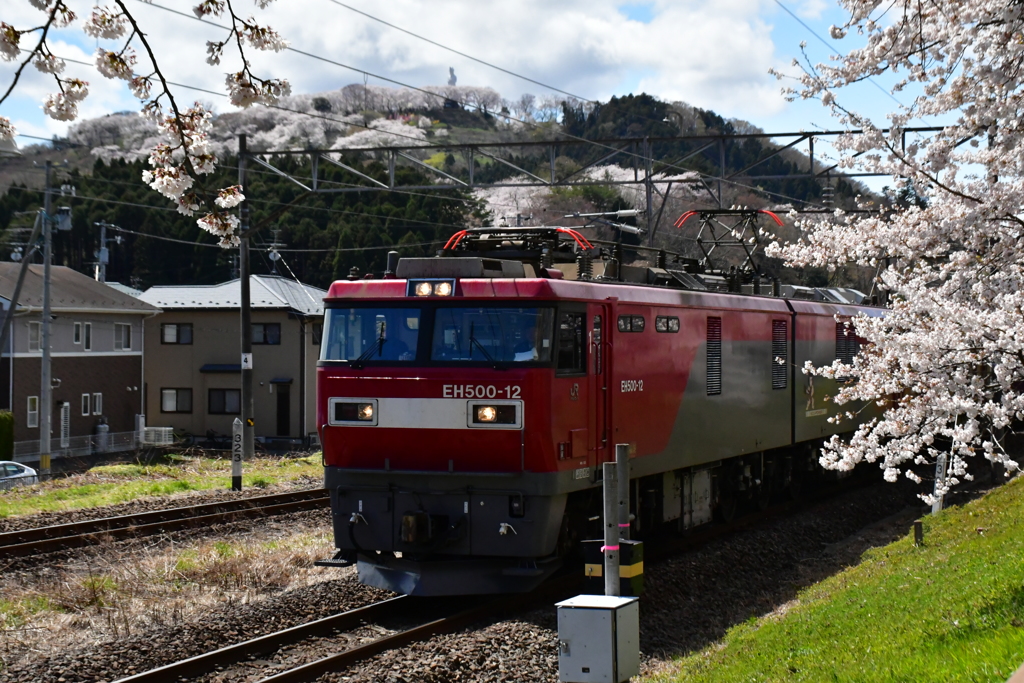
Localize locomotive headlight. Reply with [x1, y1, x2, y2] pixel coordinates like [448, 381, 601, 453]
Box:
[470, 403, 518, 426]
[414, 281, 433, 297]
[433, 281, 453, 296]
[331, 399, 378, 425]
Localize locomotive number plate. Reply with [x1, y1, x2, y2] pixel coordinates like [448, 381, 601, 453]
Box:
[443, 384, 522, 399]
[620, 379, 644, 392]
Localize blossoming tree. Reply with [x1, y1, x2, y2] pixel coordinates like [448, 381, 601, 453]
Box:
[0, 0, 291, 246]
[769, 1, 1024, 502]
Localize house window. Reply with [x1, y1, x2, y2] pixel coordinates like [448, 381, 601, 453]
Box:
[162, 323, 193, 344]
[161, 388, 193, 413]
[92, 393, 103, 415]
[114, 323, 132, 351]
[707, 317, 722, 396]
[209, 388, 241, 415]
[312, 323, 323, 345]
[81, 393, 90, 417]
[655, 316, 680, 333]
[84, 323, 92, 351]
[74, 322, 82, 344]
[772, 320, 788, 390]
[556, 312, 585, 375]
[28, 322, 40, 352]
[252, 323, 281, 345]
[27, 396, 38, 428]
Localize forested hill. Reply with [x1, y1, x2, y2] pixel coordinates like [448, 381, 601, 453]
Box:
[0, 88, 861, 290]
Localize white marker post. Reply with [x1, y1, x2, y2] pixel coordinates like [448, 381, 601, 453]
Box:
[232, 417, 243, 491]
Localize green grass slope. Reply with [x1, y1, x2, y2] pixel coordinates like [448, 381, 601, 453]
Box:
[651, 476, 1024, 683]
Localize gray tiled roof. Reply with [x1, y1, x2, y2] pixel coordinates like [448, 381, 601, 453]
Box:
[137, 275, 325, 315]
[0, 264, 161, 313]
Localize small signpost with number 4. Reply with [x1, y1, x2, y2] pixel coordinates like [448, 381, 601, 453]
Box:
[232, 417, 243, 491]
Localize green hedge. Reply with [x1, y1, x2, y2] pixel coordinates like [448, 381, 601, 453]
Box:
[0, 411, 13, 461]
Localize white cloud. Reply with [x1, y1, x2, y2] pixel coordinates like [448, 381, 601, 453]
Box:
[795, 0, 828, 19]
[1, 0, 791, 134]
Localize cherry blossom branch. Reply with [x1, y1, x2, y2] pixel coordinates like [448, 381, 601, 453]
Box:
[0, 13, 58, 107]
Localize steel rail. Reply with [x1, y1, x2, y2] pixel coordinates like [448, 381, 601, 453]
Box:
[111, 596, 411, 683]
[256, 575, 580, 683]
[0, 488, 329, 558]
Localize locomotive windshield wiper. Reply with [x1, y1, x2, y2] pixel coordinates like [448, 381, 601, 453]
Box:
[351, 321, 386, 367]
[469, 322, 506, 369]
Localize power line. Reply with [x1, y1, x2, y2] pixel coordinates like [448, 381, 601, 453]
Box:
[323, 0, 595, 103]
[16, 165, 472, 230]
[1, 185, 448, 253]
[772, 0, 902, 107]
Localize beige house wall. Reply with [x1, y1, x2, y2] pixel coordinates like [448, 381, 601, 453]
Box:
[143, 309, 319, 441]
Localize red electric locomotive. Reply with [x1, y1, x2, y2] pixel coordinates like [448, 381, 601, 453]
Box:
[316, 225, 881, 595]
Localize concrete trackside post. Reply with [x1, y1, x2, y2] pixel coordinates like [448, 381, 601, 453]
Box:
[232, 417, 243, 491]
[602, 461, 620, 597]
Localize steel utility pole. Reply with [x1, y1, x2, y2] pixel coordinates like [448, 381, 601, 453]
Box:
[39, 161, 53, 479]
[238, 135, 255, 465]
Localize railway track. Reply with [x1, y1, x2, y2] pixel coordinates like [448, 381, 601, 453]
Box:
[112, 575, 580, 683]
[0, 488, 330, 559]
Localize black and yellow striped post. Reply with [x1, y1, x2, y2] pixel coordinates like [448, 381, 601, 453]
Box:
[583, 539, 644, 597]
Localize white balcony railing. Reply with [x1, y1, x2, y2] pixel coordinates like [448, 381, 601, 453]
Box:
[11, 427, 175, 463]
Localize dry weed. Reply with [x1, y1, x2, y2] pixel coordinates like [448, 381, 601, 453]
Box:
[0, 514, 337, 669]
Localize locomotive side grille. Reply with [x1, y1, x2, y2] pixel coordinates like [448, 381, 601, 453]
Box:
[772, 320, 788, 389]
[836, 320, 857, 365]
[706, 317, 722, 396]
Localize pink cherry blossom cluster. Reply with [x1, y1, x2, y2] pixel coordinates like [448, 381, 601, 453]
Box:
[0, 0, 289, 250]
[768, 0, 1024, 501]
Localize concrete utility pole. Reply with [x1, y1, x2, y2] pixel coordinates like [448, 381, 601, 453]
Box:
[39, 161, 53, 479]
[238, 135, 255, 465]
[93, 221, 120, 283]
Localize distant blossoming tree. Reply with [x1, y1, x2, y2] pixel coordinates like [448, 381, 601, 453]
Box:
[768, 0, 1024, 502]
[0, 0, 291, 247]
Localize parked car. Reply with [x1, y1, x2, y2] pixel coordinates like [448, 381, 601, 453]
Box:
[0, 462, 38, 490]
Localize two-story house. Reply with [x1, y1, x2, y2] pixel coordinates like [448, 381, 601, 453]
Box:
[137, 275, 325, 446]
[0, 264, 160, 448]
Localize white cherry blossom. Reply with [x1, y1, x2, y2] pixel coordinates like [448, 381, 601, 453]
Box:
[770, 0, 1024, 500]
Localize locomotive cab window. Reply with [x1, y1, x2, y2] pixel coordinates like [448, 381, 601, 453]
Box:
[321, 307, 421, 363]
[556, 311, 586, 374]
[617, 315, 645, 332]
[655, 316, 679, 333]
[431, 307, 554, 363]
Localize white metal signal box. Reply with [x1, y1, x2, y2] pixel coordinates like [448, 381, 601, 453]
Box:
[556, 595, 639, 683]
